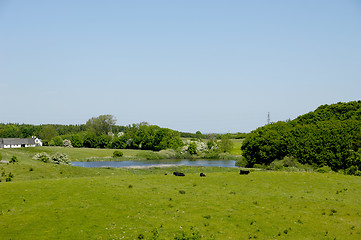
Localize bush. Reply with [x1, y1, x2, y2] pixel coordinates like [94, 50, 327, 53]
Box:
[188, 142, 197, 155]
[345, 166, 361, 176]
[316, 166, 333, 173]
[253, 163, 267, 169]
[33, 152, 51, 163]
[51, 153, 71, 165]
[63, 139, 72, 148]
[158, 149, 177, 159]
[269, 157, 313, 172]
[70, 134, 83, 148]
[113, 150, 124, 158]
[9, 156, 18, 164]
[235, 157, 248, 167]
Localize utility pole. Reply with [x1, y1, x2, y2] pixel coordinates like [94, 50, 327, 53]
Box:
[267, 112, 270, 125]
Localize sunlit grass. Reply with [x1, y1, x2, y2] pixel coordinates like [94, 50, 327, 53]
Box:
[1, 147, 361, 239]
[230, 139, 243, 155]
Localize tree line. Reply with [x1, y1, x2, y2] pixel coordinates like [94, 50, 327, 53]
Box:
[241, 101, 361, 175]
[0, 115, 183, 151]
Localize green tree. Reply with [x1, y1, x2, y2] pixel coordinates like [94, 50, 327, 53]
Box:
[50, 136, 63, 146]
[97, 135, 112, 148]
[111, 135, 128, 149]
[86, 115, 116, 136]
[39, 125, 58, 142]
[70, 134, 83, 148]
[219, 135, 234, 153]
[83, 132, 98, 148]
[188, 142, 197, 155]
[207, 139, 216, 150]
[0, 124, 22, 138]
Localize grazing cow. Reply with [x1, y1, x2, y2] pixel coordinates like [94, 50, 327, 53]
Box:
[173, 172, 185, 176]
[200, 173, 206, 177]
[240, 170, 250, 175]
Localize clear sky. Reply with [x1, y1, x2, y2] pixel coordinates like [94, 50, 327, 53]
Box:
[1, 0, 360, 133]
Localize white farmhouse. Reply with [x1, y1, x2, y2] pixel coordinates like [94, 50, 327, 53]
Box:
[0, 136, 43, 148]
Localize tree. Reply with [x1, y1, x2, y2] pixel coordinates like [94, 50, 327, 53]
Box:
[71, 134, 83, 148]
[219, 135, 234, 153]
[97, 135, 112, 148]
[188, 142, 197, 155]
[111, 135, 128, 149]
[83, 132, 98, 148]
[39, 125, 58, 142]
[207, 139, 216, 150]
[86, 115, 116, 136]
[50, 136, 63, 146]
[0, 124, 22, 138]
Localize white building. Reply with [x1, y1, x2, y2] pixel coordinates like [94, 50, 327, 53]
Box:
[0, 136, 43, 148]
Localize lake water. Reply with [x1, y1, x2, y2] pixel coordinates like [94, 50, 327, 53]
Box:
[72, 159, 236, 168]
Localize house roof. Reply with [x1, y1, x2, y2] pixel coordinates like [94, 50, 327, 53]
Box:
[0, 138, 37, 145]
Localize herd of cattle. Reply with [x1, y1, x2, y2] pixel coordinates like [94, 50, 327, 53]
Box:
[171, 170, 250, 177]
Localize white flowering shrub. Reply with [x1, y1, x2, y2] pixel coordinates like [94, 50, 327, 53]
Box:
[180, 140, 209, 154]
[63, 139, 73, 148]
[33, 152, 51, 163]
[51, 153, 71, 165]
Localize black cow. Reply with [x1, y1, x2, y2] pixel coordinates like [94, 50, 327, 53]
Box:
[240, 170, 250, 175]
[173, 172, 185, 176]
[200, 173, 206, 177]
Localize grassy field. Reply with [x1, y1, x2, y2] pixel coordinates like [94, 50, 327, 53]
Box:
[230, 139, 243, 155]
[1, 147, 361, 239]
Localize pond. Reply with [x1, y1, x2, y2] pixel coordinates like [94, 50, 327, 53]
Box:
[71, 159, 237, 168]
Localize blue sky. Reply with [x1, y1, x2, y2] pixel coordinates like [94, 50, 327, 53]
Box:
[1, 0, 361, 133]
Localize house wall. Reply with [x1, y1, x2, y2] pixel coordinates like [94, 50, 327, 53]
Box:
[3, 144, 22, 148]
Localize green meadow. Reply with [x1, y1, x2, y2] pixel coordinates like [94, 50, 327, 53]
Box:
[1, 147, 361, 239]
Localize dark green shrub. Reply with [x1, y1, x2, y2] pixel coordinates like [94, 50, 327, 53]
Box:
[345, 166, 361, 176]
[188, 142, 197, 155]
[235, 157, 248, 167]
[253, 163, 267, 169]
[9, 156, 18, 164]
[83, 132, 98, 148]
[113, 150, 124, 158]
[70, 134, 83, 148]
[316, 166, 333, 173]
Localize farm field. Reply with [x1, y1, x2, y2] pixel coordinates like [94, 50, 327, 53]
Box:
[1, 148, 361, 239]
